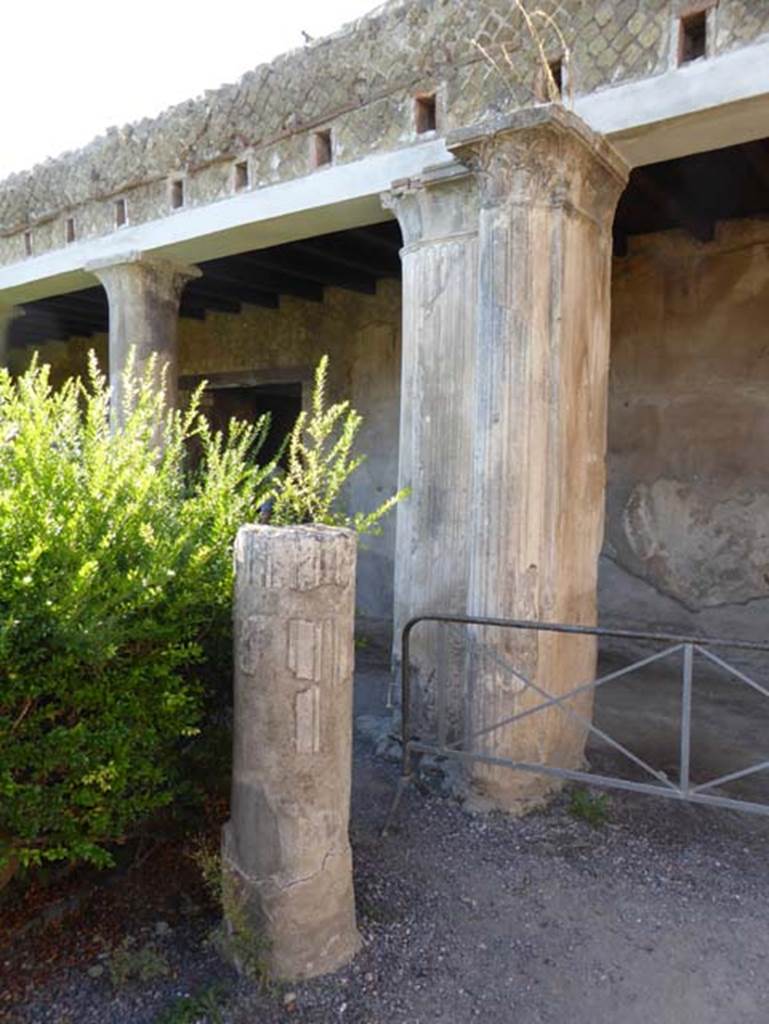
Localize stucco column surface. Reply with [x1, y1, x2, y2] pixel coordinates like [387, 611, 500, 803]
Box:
[0, 305, 23, 369]
[449, 106, 629, 810]
[223, 524, 361, 980]
[87, 253, 200, 420]
[382, 165, 480, 739]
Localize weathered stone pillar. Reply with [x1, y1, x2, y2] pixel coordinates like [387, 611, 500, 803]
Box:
[87, 253, 199, 421]
[0, 305, 23, 369]
[223, 524, 361, 980]
[383, 164, 479, 739]
[449, 106, 629, 811]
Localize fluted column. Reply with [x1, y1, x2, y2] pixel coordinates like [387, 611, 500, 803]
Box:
[382, 164, 479, 738]
[87, 253, 200, 422]
[450, 106, 629, 810]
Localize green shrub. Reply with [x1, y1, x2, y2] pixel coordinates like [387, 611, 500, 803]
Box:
[269, 354, 407, 531]
[0, 354, 272, 874]
[0, 351, 404, 879]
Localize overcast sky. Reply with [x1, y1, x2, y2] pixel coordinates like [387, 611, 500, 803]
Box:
[0, 0, 378, 179]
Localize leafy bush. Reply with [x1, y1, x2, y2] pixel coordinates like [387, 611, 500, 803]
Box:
[0, 351, 404, 879]
[269, 355, 407, 531]
[0, 355, 272, 875]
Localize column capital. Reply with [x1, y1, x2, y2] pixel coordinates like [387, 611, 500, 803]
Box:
[86, 251, 201, 295]
[0, 303, 24, 321]
[86, 253, 199, 425]
[381, 161, 479, 251]
[448, 104, 629, 227]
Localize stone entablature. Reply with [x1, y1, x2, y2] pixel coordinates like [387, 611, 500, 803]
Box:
[0, 0, 767, 266]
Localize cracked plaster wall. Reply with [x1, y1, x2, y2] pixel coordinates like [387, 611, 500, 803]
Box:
[1, 0, 768, 264]
[603, 218, 769, 643]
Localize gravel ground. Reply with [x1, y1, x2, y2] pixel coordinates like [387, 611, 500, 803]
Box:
[6, 655, 769, 1024]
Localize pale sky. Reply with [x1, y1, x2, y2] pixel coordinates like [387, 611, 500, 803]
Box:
[0, 0, 379, 180]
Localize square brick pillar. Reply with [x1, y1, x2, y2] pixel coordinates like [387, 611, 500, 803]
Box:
[449, 106, 628, 811]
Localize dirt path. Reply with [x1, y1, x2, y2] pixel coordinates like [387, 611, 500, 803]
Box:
[7, 654, 769, 1023]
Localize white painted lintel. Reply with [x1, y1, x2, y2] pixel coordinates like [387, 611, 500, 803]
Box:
[1, 35, 768, 305]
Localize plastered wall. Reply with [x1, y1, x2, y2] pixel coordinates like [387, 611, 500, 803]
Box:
[603, 219, 769, 642]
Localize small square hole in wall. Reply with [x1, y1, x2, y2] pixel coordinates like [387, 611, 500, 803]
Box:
[311, 130, 332, 169]
[415, 93, 437, 134]
[115, 198, 127, 228]
[65, 218, 76, 244]
[23, 231, 32, 257]
[170, 178, 185, 209]
[234, 160, 249, 190]
[679, 10, 707, 63]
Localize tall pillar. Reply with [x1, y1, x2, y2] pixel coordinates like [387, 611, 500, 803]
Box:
[382, 164, 479, 738]
[87, 253, 200, 421]
[449, 106, 628, 810]
[0, 305, 23, 369]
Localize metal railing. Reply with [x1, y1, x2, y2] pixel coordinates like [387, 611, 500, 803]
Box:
[383, 614, 769, 832]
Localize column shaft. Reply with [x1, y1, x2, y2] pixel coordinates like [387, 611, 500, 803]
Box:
[450, 106, 629, 810]
[88, 254, 199, 421]
[0, 306, 23, 370]
[383, 166, 479, 738]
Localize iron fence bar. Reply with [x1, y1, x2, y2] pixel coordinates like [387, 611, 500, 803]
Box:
[691, 759, 769, 794]
[445, 639, 684, 754]
[403, 614, 769, 653]
[384, 612, 769, 835]
[474, 639, 676, 789]
[695, 646, 769, 701]
[680, 644, 694, 796]
[437, 624, 448, 749]
[405, 740, 769, 817]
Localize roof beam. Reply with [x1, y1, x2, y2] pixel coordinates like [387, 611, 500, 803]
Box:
[633, 168, 715, 243]
[289, 240, 399, 279]
[186, 278, 279, 310]
[200, 260, 324, 303]
[237, 250, 377, 295]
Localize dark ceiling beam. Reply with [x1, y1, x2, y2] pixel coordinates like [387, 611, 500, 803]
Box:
[13, 324, 72, 344]
[237, 250, 377, 295]
[347, 226, 402, 256]
[187, 279, 279, 310]
[22, 317, 100, 339]
[633, 169, 714, 243]
[183, 292, 243, 315]
[200, 261, 324, 303]
[37, 288, 107, 312]
[28, 299, 107, 323]
[289, 240, 399, 279]
[743, 143, 769, 195]
[178, 304, 207, 321]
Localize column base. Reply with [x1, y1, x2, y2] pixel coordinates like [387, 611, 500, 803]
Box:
[221, 818, 361, 982]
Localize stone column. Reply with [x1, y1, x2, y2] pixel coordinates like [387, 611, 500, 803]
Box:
[449, 106, 629, 811]
[223, 524, 361, 981]
[382, 164, 479, 740]
[87, 253, 200, 421]
[0, 305, 23, 369]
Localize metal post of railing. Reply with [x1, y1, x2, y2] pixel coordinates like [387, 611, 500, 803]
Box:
[380, 619, 416, 835]
[382, 613, 769, 835]
[680, 642, 694, 795]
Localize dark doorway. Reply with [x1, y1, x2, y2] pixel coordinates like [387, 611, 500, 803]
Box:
[204, 382, 302, 466]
